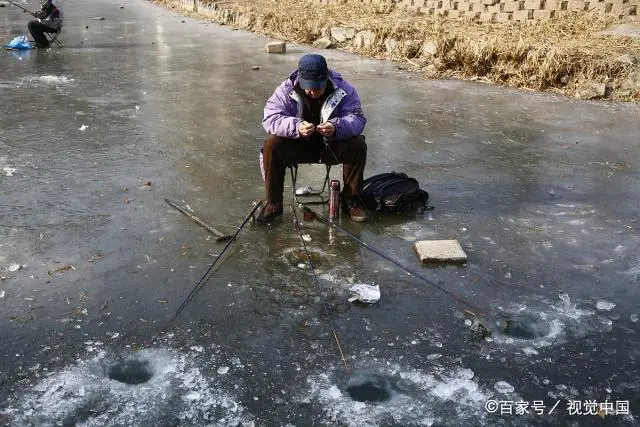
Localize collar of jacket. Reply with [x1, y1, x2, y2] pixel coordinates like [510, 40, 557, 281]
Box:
[288, 78, 347, 123]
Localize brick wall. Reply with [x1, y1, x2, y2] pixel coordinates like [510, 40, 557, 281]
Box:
[313, 0, 639, 21]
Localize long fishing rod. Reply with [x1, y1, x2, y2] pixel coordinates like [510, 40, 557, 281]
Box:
[291, 203, 350, 373]
[5, 0, 37, 16]
[151, 200, 263, 342]
[302, 206, 483, 315]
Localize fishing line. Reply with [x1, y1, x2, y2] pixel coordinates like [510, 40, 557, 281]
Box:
[291, 202, 350, 373]
[151, 200, 263, 342]
[303, 206, 484, 315]
[5, 0, 36, 16]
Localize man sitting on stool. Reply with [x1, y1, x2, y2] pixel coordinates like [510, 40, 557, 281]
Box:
[28, 0, 64, 49]
[257, 54, 368, 224]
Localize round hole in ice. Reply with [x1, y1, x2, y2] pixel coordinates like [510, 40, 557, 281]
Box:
[345, 375, 391, 402]
[108, 358, 153, 384]
[496, 314, 550, 339]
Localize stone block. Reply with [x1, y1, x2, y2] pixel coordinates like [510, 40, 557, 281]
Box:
[330, 27, 356, 42]
[421, 40, 438, 56]
[384, 38, 400, 52]
[354, 30, 377, 49]
[483, 0, 499, 5]
[533, 9, 555, 18]
[413, 240, 468, 264]
[503, 0, 522, 11]
[575, 82, 608, 99]
[472, 2, 486, 11]
[495, 11, 512, 20]
[567, 0, 586, 10]
[611, 4, 637, 16]
[621, 70, 640, 92]
[448, 9, 463, 17]
[544, 0, 559, 9]
[265, 41, 286, 54]
[524, 0, 543, 8]
[487, 4, 501, 12]
[312, 37, 333, 49]
[513, 8, 533, 19]
[479, 11, 496, 19]
[588, 2, 608, 12]
[457, 1, 472, 10]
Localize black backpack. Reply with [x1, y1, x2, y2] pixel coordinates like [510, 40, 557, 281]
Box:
[361, 172, 430, 213]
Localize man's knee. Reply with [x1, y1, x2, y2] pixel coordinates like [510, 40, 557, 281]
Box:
[349, 135, 367, 155]
[263, 134, 286, 155]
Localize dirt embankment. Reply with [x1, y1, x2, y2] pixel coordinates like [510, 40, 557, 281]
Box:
[156, 0, 640, 102]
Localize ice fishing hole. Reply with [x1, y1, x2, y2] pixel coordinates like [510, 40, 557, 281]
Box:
[284, 247, 326, 267]
[108, 358, 153, 384]
[346, 375, 391, 402]
[496, 313, 550, 339]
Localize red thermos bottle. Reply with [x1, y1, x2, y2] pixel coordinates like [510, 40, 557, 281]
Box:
[329, 180, 340, 220]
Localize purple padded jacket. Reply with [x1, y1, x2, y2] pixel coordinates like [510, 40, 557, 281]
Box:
[262, 69, 366, 140]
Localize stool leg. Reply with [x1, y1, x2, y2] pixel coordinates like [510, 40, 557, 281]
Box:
[290, 165, 299, 204]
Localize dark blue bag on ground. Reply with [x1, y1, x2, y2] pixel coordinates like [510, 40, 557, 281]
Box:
[361, 172, 430, 213]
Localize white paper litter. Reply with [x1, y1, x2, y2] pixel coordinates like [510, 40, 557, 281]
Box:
[79, 124, 88, 131]
[8, 263, 21, 272]
[348, 283, 380, 304]
[302, 234, 312, 242]
[0, 291, 5, 299]
[295, 186, 313, 195]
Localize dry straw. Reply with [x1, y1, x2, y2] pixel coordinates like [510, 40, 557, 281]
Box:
[158, 0, 640, 101]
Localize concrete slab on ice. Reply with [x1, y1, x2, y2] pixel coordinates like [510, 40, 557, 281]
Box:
[413, 240, 467, 264]
[265, 41, 286, 53]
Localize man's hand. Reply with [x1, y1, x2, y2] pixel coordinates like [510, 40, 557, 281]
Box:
[298, 120, 315, 138]
[316, 122, 336, 138]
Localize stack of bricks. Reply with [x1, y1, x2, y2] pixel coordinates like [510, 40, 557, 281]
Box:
[311, 0, 639, 22]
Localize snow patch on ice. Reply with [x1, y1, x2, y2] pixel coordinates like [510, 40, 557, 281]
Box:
[1, 348, 253, 426]
[303, 364, 489, 426]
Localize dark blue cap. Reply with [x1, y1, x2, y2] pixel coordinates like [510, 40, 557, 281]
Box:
[297, 54, 328, 90]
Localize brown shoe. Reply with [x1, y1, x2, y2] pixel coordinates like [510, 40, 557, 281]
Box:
[343, 198, 368, 222]
[256, 201, 283, 224]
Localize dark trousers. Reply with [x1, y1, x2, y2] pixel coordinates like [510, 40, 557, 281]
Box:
[262, 134, 367, 204]
[28, 20, 58, 47]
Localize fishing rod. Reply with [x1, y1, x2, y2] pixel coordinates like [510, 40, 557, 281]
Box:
[291, 203, 350, 373]
[302, 206, 483, 315]
[5, 0, 37, 16]
[151, 200, 263, 342]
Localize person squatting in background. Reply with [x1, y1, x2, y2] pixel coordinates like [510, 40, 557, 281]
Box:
[28, 0, 64, 48]
[258, 54, 369, 224]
